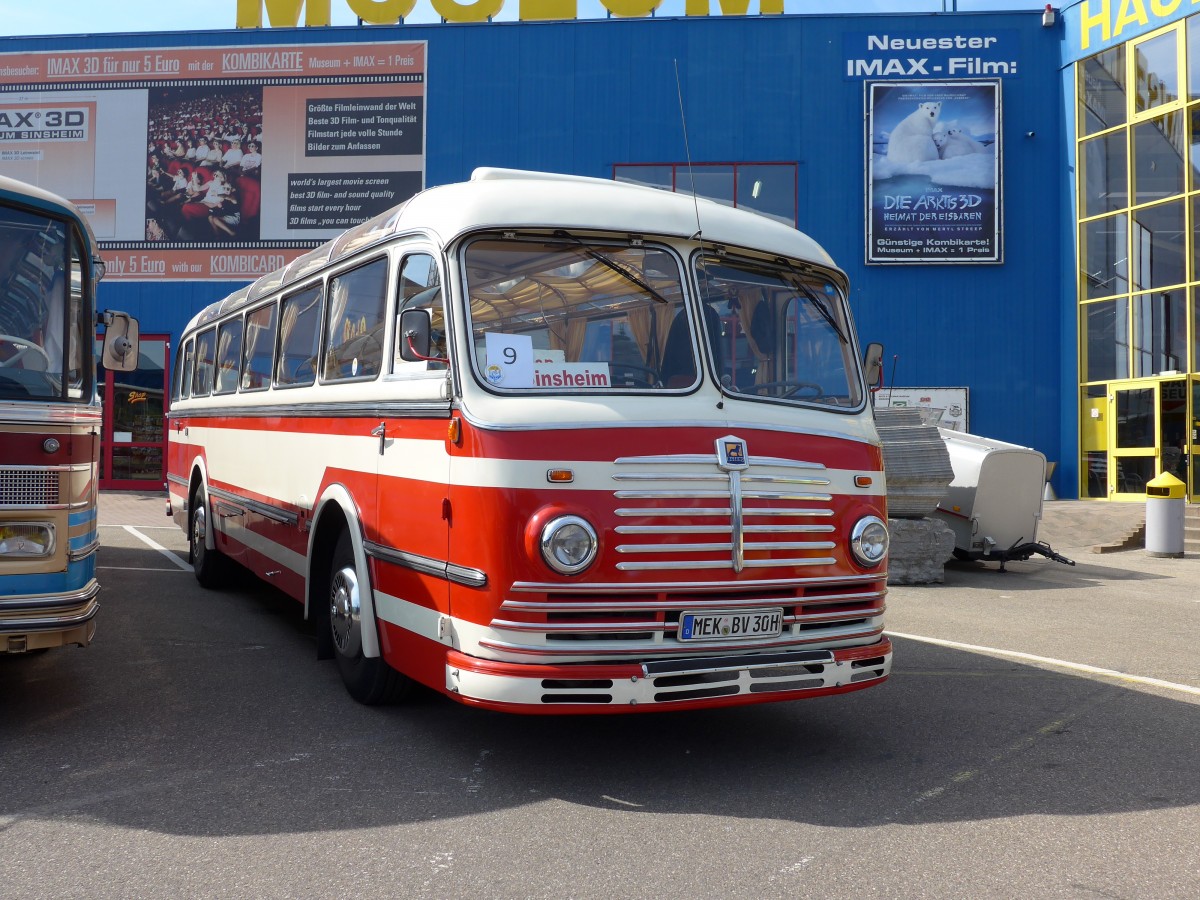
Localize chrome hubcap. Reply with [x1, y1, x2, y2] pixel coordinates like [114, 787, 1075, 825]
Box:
[329, 565, 362, 657]
[192, 505, 206, 563]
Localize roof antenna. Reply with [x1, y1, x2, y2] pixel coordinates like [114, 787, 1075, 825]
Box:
[674, 59, 702, 241]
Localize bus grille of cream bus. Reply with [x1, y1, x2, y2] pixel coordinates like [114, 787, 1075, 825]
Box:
[0, 468, 60, 506]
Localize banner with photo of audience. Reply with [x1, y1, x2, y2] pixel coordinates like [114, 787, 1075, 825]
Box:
[865, 80, 1001, 264]
[0, 42, 425, 280]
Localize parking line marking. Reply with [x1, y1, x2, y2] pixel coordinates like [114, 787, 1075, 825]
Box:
[120, 525, 191, 571]
[97, 566, 188, 573]
[888, 631, 1200, 697]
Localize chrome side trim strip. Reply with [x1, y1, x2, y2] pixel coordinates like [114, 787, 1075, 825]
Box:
[206, 486, 298, 525]
[169, 400, 452, 421]
[68, 537, 100, 561]
[365, 540, 488, 588]
[478, 626, 885, 657]
[166, 472, 188, 487]
[499, 591, 885, 613]
[509, 573, 884, 594]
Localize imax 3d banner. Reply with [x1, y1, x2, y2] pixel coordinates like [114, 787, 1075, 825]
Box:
[0, 42, 426, 280]
[865, 80, 1002, 264]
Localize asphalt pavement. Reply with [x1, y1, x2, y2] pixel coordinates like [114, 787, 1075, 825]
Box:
[0, 491, 1195, 899]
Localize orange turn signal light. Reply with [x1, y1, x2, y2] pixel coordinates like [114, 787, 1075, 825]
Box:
[854, 475, 873, 488]
[547, 469, 574, 483]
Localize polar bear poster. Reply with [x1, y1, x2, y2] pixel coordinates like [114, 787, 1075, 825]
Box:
[940, 127, 987, 158]
[886, 101, 942, 164]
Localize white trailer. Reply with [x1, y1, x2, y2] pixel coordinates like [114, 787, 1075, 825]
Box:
[932, 429, 1073, 570]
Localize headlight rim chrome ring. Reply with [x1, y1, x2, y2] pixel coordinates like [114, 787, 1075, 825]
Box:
[539, 514, 598, 576]
[849, 515, 889, 568]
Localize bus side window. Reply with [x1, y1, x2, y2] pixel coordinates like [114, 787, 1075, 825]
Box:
[241, 302, 276, 392]
[276, 285, 322, 388]
[193, 328, 216, 397]
[324, 256, 388, 382]
[214, 317, 243, 395]
[395, 252, 445, 372]
[175, 339, 193, 401]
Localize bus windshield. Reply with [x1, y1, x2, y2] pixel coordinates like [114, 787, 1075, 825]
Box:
[694, 253, 863, 409]
[0, 205, 85, 401]
[463, 236, 693, 392]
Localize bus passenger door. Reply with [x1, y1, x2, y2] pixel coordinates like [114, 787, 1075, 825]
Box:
[372, 250, 452, 658]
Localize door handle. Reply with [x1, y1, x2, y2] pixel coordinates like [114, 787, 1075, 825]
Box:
[371, 421, 386, 455]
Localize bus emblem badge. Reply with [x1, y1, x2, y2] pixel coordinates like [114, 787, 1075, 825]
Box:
[717, 436, 748, 470]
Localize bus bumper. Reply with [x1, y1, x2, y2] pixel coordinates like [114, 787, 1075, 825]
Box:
[0, 580, 100, 652]
[444, 637, 891, 713]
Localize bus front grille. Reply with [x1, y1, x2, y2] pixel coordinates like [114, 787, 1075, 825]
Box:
[611, 448, 837, 572]
[0, 469, 60, 507]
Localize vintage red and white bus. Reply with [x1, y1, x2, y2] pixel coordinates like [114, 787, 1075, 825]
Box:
[167, 168, 890, 712]
[0, 175, 139, 654]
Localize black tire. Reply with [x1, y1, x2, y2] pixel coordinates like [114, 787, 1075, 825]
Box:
[328, 531, 410, 705]
[190, 486, 230, 588]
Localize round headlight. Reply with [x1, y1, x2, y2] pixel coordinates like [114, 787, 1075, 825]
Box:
[540, 515, 598, 575]
[850, 515, 888, 567]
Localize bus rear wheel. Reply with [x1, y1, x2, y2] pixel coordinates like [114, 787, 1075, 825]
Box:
[190, 486, 230, 588]
[329, 531, 410, 705]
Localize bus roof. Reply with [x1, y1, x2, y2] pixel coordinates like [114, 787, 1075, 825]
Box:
[0, 174, 99, 251]
[190, 168, 842, 330]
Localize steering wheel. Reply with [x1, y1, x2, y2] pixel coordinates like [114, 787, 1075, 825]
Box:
[750, 379, 823, 400]
[0, 334, 50, 371]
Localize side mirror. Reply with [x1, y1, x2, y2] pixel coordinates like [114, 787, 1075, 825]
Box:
[398, 308, 434, 362]
[102, 311, 140, 373]
[862, 342, 884, 390]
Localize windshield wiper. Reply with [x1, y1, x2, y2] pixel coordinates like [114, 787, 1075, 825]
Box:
[779, 268, 849, 345]
[553, 229, 669, 304]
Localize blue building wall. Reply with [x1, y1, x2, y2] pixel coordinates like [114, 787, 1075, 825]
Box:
[0, 11, 1073, 492]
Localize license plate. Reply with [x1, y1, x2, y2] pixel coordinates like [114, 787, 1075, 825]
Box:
[678, 608, 784, 642]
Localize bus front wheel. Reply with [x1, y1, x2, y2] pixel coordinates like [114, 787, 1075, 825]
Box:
[190, 486, 230, 588]
[329, 531, 410, 705]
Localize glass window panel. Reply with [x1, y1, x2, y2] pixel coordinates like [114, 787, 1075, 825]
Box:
[1190, 17, 1200, 99]
[689, 166, 734, 208]
[276, 285, 322, 387]
[240, 303, 276, 392]
[736, 165, 796, 225]
[1134, 31, 1179, 114]
[174, 339, 192, 401]
[1083, 298, 1129, 382]
[1114, 455, 1155, 491]
[614, 165, 673, 191]
[192, 328, 215, 397]
[395, 253, 447, 375]
[1083, 450, 1107, 498]
[1080, 46, 1127, 135]
[324, 257, 387, 382]
[1080, 131, 1127, 216]
[1190, 106, 1200, 189]
[1081, 214, 1129, 299]
[213, 318, 243, 395]
[1133, 288, 1186, 377]
[1115, 388, 1155, 447]
[1131, 200, 1186, 291]
[1133, 112, 1185, 203]
[110, 446, 164, 483]
[1192, 286, 1200, 371]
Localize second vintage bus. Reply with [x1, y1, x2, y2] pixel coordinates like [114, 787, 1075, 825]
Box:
[167, 168, 891, 713]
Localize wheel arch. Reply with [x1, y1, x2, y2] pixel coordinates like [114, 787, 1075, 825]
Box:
[308, 484, 381, 660]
